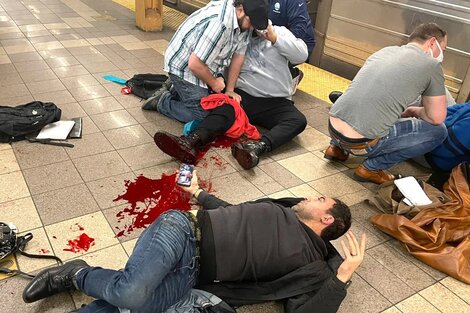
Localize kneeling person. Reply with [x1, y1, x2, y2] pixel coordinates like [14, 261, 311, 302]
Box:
[324, 23, 448, 184]
[154, 22, 308, 169]
[23, 171, 365, 313]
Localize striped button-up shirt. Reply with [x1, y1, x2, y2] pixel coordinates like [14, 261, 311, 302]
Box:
[164, 0, 250, 88]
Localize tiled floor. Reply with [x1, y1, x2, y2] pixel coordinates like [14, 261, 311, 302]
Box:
[0, 0, 470, 312]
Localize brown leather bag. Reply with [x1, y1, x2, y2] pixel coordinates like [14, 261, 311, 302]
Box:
[367, 178, 451, 217]
[371, 163, 470, 284]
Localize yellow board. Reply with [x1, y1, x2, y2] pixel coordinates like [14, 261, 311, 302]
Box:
[112, 0, 351, 103]
[0, 254, 18, 280]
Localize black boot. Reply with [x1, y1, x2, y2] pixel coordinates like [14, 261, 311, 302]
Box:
[154, 131, 202, 164]
[231, 140, 270, 170]
[23, 259, 89, 303]
[328, 91, 343, 104]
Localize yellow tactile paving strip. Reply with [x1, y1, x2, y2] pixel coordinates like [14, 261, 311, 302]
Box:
[297, 63, 350, 103]
[112, 0, 351, 103]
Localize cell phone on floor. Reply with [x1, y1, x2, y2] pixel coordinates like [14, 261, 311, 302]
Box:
[177, 163, 194, 187]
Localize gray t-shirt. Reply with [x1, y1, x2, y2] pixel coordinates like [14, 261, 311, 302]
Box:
[330, 44, 445, 138]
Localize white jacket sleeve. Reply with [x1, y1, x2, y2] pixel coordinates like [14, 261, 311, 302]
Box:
[272, 26, 308, 65]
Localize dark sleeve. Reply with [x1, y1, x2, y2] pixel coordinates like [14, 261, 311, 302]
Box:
[284, 276, 347, 313]
[196, 190, 232, 210]
[253, 197, 304, 207]
[285, 0, 314, 55]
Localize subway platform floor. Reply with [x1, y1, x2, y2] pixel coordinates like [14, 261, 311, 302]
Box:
[0, 0, 469, 312]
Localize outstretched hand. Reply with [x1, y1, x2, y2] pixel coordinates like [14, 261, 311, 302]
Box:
[180, 169, 200, 196]
[336, 231, 367, 283]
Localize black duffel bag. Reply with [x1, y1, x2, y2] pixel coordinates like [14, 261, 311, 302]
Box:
[126, 73, 168, 99]
[0, 101, 61, 143]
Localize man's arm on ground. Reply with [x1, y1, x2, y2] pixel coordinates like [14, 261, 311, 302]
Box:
[196, 190, 231, 210]
[284, 276, 347, 313]
[181, 170, 232, 209]
[286, 232, 366, 313]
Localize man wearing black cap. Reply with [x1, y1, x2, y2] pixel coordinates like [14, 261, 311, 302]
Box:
[142, 0, 269, 123]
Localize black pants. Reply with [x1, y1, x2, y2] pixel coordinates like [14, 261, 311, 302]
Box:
[195, 89, 307, 150]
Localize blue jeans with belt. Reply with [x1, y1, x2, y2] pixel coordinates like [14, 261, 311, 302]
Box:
[76, 210, 198, 313]
[157, 74, 210, 123]
[332, 119, 447, 171]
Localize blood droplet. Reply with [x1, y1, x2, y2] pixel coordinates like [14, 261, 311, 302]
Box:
[63, 233, 95, 253]
[210, 155, 224, 167]
[195, 136, 239, 162]
[71, 223, 85, 231]
[211, 136, 240, 148]
[39, 249, 50, 254]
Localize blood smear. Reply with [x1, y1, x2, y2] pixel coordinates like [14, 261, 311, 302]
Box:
[114, 173, 213, 238]
[39, 249, 50, 254]
[112, 136, 232, 237]
[63, 233, 95, 253]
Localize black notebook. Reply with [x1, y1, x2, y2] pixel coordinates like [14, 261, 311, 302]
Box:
[68, 117, 82, 139]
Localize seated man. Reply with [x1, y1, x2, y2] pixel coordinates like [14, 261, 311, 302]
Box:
[141, 0, 269, 123]
[154, 22, 308, 169]
[324, 23, 449, 184]
[23, 171, 365, 313]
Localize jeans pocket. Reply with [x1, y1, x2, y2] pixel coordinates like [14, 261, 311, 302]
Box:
[362, 138, 386, 157]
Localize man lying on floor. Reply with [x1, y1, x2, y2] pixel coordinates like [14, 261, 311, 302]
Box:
[23, 171, 366, 313]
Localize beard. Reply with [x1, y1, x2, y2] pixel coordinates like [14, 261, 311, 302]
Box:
[237, 15, 248, 32]
[292, 204, 314, 222]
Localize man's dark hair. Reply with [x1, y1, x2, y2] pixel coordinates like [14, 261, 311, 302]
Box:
[408, 23, 446, 44]
[320, 198, 352, 241]
[233, 0, 244, 6]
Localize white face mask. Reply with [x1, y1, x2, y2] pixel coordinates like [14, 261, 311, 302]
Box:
[429, 41, 444, 63]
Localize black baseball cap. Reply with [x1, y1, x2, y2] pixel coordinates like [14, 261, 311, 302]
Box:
[242, 0, 269, 30]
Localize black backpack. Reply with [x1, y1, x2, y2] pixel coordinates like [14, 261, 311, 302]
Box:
[126, 73, 168, 99]
[0, 101, 61, 143]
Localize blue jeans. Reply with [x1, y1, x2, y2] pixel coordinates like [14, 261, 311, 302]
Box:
[76, 210, 198, 313]
[157, 74, 210, 123]
[332, 119, 447, 171]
